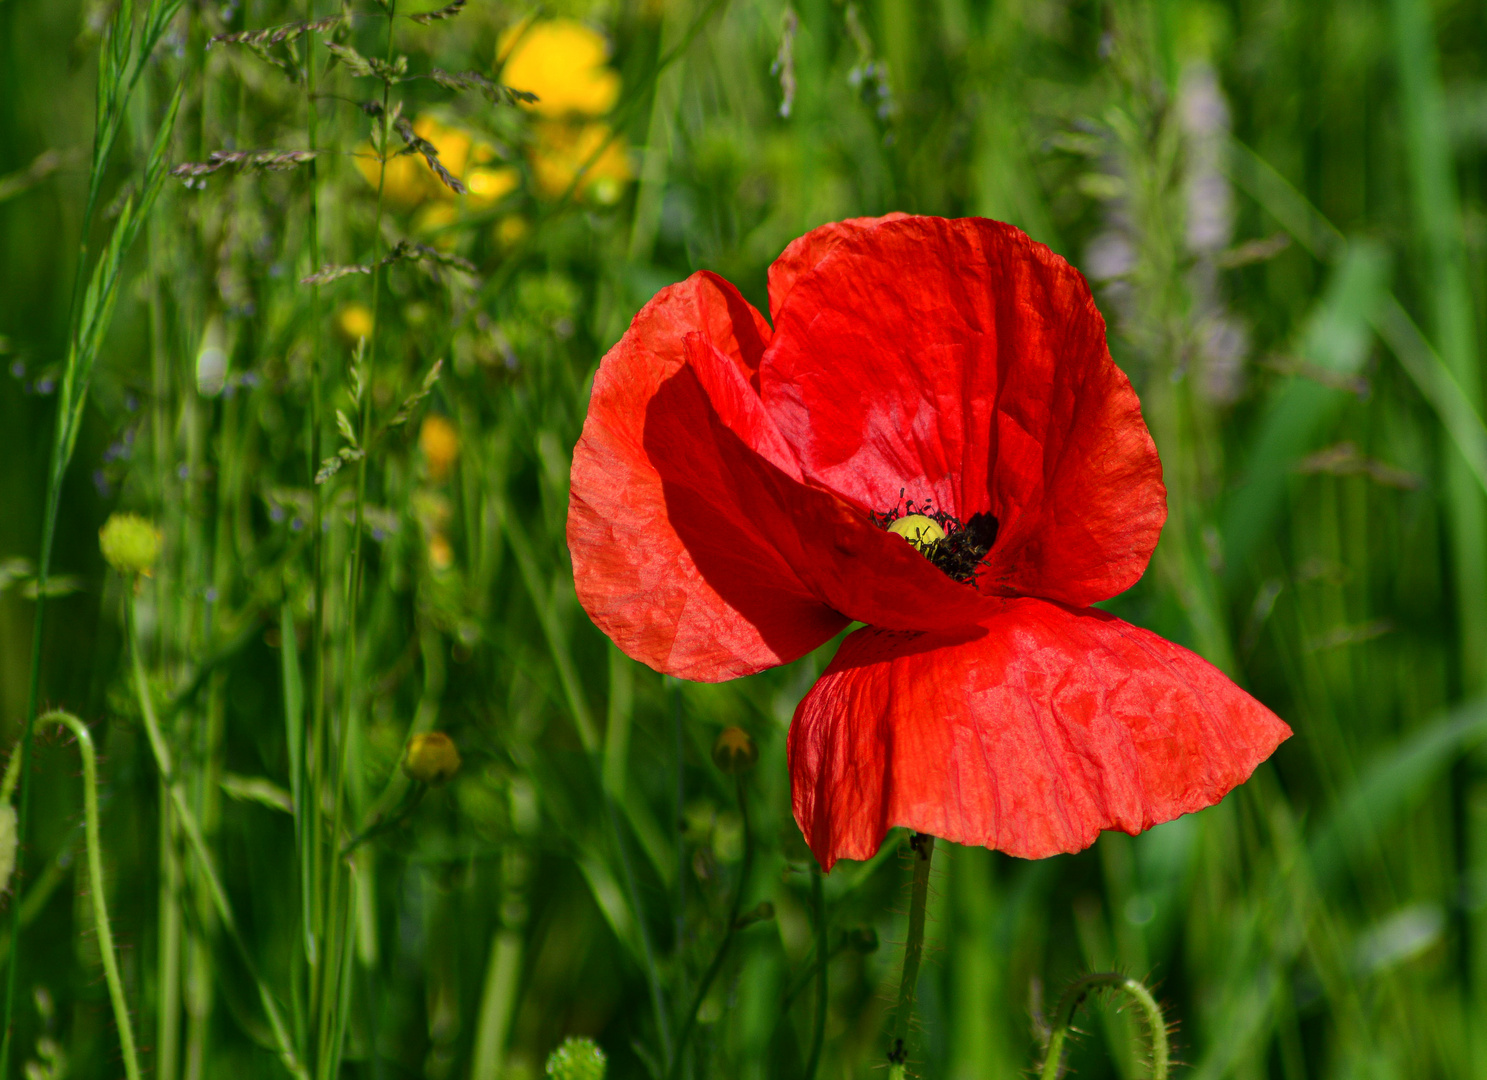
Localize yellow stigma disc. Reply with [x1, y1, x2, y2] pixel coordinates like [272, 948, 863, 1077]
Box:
[887, 514, 945, 552]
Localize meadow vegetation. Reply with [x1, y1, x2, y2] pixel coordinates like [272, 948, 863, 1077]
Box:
[1, 0, 1486, 1077]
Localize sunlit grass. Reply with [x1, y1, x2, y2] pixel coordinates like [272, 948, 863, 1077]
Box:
[0, 0, 1485, 1077]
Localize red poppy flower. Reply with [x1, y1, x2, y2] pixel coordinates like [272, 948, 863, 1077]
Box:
[568, 214, 1290, 870]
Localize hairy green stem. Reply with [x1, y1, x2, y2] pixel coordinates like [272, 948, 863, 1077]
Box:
[888, 833, 935, 1075]
[803, 865, 828, 1080]
[667, 774, 754, 1080]
[2, 711, 142, 1080]
[1038, 973, 1170, 1080]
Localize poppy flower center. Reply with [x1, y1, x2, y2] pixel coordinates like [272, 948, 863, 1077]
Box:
[873, 497, 998, 584]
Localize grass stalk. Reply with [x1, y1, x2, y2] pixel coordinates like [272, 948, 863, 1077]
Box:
[667, 773, 754, 1080]
[127, 593, 310, 1079]
[304, 0, 328, 996]
[1, 14, 183, 1066]
[316, 11, 395, 1072]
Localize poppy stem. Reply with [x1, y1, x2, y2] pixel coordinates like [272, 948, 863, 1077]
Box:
[802, 863, 828, 1080]
[888, 832, 935, 1076]
[1038, 972, 1170, 1080]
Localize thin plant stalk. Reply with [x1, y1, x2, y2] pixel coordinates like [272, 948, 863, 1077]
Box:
[0, 8, 183, 1066]
[304, 0, 328, 994]
[2, 711, 144, 1080]
[317, 9, 395, 1073]
[127, 594, 311, 1080]
[803, 865, 828, 1080]
[667, 773, 754, 1080]
[888, 833, 935, 1076]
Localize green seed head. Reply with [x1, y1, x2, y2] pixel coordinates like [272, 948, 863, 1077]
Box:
[99, 513, 162, 575]
[887, 513, 945, 551]
[545, 1036, 607, 1080]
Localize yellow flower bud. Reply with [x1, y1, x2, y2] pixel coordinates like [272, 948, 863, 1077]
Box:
[888, 513, 945, 551]
[428, 533, 454, 572]
[99, 513, 161, 575]
[712, 726, 758, 775]
[402, 732, 461, 784]
[420, 414, 460, 482]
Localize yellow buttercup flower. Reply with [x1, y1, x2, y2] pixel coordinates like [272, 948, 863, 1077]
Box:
[498, 19, 633, 203]
[529, 120, 632, 203]
[419, 414, 460, 482]
[337, 304, 375, 342]
[499, 18, 621, 117]
[356, 116, 518, 211]
[466, 166, 521, 204]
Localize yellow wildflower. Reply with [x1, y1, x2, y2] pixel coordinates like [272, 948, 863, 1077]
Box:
[403, 732, 461, 784]
[499, 18, 621, 117]
[466, 166, 521, 205]
[529, 120, 631, 203]
[428, 532, 454, 572]
[495, 215, 530, 247]
[356, 116, 517, 210]
[419, 414, 460, 482]
[337, 304, 375, 342]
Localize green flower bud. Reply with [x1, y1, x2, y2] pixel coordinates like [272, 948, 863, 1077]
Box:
[712, 726, 758, 775]
[545, 1036, 606, 1080]
[99, 513, 161, 575]
[402, 732, 461, 784]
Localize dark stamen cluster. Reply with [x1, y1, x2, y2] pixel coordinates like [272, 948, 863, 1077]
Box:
[872, 492, 999, 584]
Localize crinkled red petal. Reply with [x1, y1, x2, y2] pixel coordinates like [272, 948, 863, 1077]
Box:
[569, 272, 847, 681]
[767, 212, 910, 318]
[680, 335, 1004, 634]
[761, 216, 1167, 607]
[788, 597, 1291, 869]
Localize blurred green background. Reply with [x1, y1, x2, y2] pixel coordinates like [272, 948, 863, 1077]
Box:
[2, 0, 1487, 1077]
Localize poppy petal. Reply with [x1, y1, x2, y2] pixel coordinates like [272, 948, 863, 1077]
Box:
[685, 334, 1009, 635]
[767, 212, 910, 317]
[762, 216, 1166, 607]
[569, 272, 846, 681]
[788, 597, 1291, 869]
